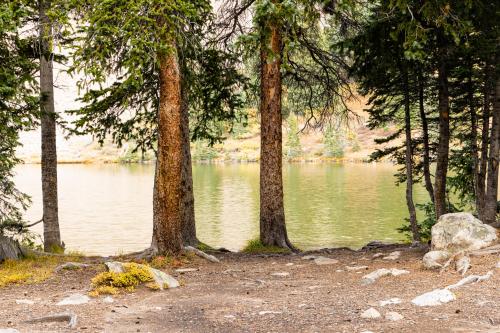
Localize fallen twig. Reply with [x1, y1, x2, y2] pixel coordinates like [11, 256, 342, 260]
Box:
[184, 246, 220, 263]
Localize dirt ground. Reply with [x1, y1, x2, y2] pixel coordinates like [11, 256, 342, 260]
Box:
[1, 245, 499, 333]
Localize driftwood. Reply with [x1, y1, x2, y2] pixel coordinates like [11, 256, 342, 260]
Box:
[184, 246, 220, 263]
[26, 312, 77, 328]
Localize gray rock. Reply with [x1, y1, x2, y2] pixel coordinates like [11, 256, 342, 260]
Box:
[55, 262, 90, 272]
[411, 289, 455, 306]
[422, 250, 451, 269]
[149, 267, 180, 289]
[431, 213, 497, 252]
[314, 256, 339, 265]
[0, 235, 23, 261]
[361, 268, 409, 285]
[104, 261, 125, 273]
[57, 294, 90, 306]
[385, 311, 404, 321]
[103, 296, 114, 303]
[360, 307, 381, 319]
[383, 251, 401, 260]
[104, 261, 179, 289]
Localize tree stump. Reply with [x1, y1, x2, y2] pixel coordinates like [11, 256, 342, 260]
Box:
[0, 235, 23, 261]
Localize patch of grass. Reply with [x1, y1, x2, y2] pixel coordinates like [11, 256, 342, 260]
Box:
[88, 285, 119, 297]
[89, 263, 154, 296]
[196, 242, 215, 252]
[242, 239, 291, 254]
[0, 255, 82, 288]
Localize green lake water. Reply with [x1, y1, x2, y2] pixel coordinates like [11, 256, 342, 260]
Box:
[15, 163, 428, 255]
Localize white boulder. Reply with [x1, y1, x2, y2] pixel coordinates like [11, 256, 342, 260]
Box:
[360, 307, 381, 319]
[431, 213, 497, 252]
[422, 250, 451, 269]
[411, 289, 455, 306]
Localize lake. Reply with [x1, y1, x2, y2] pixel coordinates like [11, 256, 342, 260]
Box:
[15, 163, 428, 255]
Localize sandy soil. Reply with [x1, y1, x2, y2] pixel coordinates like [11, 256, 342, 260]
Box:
[1, 245, 499, 333]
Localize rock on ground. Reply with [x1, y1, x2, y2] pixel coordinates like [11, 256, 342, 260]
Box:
[431, 213, 497, 252]
[422, 250, 451, 269]
[0, 329, 20, 333]
[385, 311, 404, 321]
[56, 294, 90, 306]
[361, 268, 409, 285]
[360, 308, 381, 319]
[313, 256, 339, 265]
[383, 251, 401, 260]
[105, 261, 179, 289]
[411, 289, 456, 306]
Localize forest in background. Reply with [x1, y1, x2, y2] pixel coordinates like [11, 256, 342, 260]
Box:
[0, 0, 498, 256]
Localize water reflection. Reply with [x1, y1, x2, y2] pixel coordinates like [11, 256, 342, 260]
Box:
[15, 163, 426, 255]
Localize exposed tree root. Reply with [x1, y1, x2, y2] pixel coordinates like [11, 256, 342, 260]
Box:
[184, 246, 220, 263]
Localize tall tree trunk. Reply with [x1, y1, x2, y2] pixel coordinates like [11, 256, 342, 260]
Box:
[477, 64, 492, 220]
[469, 60, 482, 217]
[259, 21, 293, 249]
[151, 46, 184, 255]
[434, 52, 450, 219]
[180, 82, 198, 246]
[418, 70, 434, 203]
[39, 0, 61, 252]
[484, 76, 499, 225]
[403, 67, 420, 242]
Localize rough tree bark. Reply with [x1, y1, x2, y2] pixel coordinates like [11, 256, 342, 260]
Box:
[434, 50, 450, 219]
[40, 0, 62, 252]
[180, 82, 198, 246]
[403, 68, 420, 242]
[259, 20, 293, 249]
[477, 64, 492, 220]
[469, 61, 482, 217]
[484, 76, 499, 225]
[418, 70, 434, 204]
[151, 45, 184, 255]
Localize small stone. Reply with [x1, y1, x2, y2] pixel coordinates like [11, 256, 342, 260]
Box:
[372, 253, 384, 258]
[495, 261, 500, 269]
[15, 299, 34, 305]
[57, 294, 90, 306]
[154, 307, 162, 311]
[411, 289, 456, 306]
[314, 256, 339, 265]
[224, 315, 235, 319]
[175, 268, 198, 273]
[285, 263, 294, 266]
[298, 304, 307, 308]
[346, 266, 368, 271]
[103, 296, 114, 303]
[385, 311, 404, 321]
[383, 251, 401, 260]
[335, 270, 344, 273]
[360, 307, 381, 319]
[0, 329, 20, 333]
[302, 255, 318, 260]
[271, 272, 290, 277]
[379, 298, 402, 306]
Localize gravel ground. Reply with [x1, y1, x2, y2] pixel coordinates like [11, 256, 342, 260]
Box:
[0, 246, 499, 333]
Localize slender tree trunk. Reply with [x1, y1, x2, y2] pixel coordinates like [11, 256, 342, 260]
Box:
[403, 67, 420, 242]
[180, 82, 198, 246]
[469, 60, 482, 216]
[434, 53, 450, 219]
[151, 46, 184, 255]
[477, 64, 492, 220]
[418, 70, 434, 203]
[484, 76, 499, 225]
[39, 0, 61, 252]
[259, 20, 293, 249]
